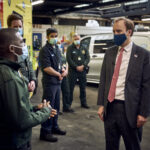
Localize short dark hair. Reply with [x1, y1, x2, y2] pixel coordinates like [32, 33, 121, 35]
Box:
[0, 28, 19, 56]
[114, 18, 134, 36]
[7, 14, 23, 27]
[46, 28, 58, 36]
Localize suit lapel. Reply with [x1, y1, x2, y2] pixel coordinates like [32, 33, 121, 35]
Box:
[126, 43, 137, 81]
[110, 46, 118, 77]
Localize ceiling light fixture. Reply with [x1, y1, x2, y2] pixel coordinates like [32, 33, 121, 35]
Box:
[97, 4, 121, 10]
[102, 0, 115, 2]
[32, 0, 44, 6]
[75, 4, 90, 8]
[141, 15, 150, 21]
[125, 0, 148, 5]
[142, 18, 150, 21]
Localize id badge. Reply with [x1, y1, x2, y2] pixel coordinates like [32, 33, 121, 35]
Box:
[58, 63, 61, 70]
[78, 57, 81, 61]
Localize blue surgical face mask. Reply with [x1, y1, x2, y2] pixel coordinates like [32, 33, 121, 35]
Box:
[17, 28, 23, 36]
[21, 45, 28, 60]
[48, 38, 58, 45]
[74, 40, 80, 45]
[114, 34, 127, 46]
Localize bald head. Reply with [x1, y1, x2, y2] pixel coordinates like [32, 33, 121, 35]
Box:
[73, 33, 80, 40]
[0, 28, 22, 57]
[73, 33, 81, 46]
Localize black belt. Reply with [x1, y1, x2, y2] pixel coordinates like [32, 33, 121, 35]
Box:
[108, 99, 125, 104]
[114, 99, 125, 104]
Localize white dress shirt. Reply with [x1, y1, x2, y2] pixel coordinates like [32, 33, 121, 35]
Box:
[115, 41, 133, 100]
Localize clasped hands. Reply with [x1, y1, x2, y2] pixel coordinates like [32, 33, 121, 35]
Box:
[58, 68, 68, 80]
[28, 80, 35, 92]
[76, 65, 84, 72]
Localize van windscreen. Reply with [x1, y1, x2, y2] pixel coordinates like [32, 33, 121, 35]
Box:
[80, 37, 91, 51]
[94, 39, 114, 54]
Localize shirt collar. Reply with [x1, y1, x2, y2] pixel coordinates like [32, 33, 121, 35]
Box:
[119, 41, 133, 52]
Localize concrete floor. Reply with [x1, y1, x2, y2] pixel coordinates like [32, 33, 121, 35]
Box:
[31, 72, 150, 150]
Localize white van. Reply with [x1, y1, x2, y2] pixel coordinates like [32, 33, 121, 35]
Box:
[81, 32, 150, 83]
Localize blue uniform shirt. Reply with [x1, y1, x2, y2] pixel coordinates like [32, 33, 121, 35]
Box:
[39, 41, 62, 85]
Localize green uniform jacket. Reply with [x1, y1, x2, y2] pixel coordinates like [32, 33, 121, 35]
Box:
[66, 43, 90, 70]
[0, 58, 51, 149]
[18, 56, 36, 83]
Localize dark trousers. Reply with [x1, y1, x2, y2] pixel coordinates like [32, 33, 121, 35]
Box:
[104, 100, 141, 150]
[0, 141, 31, 150]
[17, 142, 31, 150]
[61, 77, 70, 111]
[68, 70, 87, 106]
[41, 83, 60, 133]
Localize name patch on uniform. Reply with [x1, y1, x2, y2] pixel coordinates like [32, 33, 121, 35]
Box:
[72, 51, 76, 54]
[82, 50, 85, 54]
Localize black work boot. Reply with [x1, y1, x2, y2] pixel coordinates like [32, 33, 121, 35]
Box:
[52, 127, 66, 135]
[40, 132, 58, 142]
[63, 108, 74, 113]
[81, 104, 90, 109]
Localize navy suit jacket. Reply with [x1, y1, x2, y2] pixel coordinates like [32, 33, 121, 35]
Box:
[97, 43, 150, 128]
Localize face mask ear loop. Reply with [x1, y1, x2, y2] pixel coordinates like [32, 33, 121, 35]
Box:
[9, 45, 14, 53]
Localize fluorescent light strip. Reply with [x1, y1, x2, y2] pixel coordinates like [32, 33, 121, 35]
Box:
[142, 18, 150, 21]
[125, 0, 148, 5]
[94, 43, 107, 46]
[102, 0, 115, 2]
[32, 0, 44, 6]
[75, 4, 90, 8]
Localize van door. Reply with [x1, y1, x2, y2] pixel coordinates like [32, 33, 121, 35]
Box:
[132, 35, 150, 51]
[88, 34, 114, 83]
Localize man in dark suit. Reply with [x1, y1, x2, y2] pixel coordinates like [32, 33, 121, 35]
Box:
[97, 18, 150, 150]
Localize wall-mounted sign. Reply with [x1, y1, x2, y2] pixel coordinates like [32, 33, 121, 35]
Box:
[33, 33, 42, 51]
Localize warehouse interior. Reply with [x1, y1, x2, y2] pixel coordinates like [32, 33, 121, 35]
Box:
[30, 1, 150, 150]
[32, 0, 150, 26]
